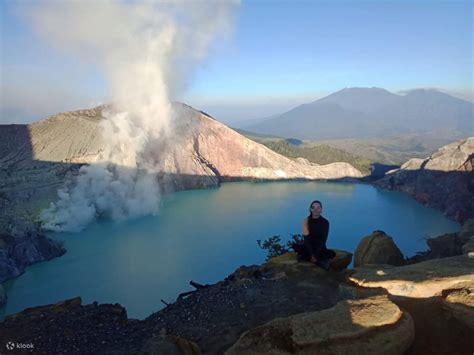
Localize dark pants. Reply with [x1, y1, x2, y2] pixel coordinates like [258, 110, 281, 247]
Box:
[292, 240, 336, 262]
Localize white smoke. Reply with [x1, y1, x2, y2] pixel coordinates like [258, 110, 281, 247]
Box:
[25, 0, 238, 231]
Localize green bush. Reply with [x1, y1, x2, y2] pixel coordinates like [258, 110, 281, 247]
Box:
[257, 234, 303, 261]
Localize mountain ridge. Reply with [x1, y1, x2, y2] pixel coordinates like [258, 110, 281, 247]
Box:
[244, 87, 473, 140]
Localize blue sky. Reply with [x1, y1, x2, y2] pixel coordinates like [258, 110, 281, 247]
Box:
[1, 0, 472, 124]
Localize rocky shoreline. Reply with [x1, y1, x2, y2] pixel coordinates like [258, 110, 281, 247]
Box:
[375, 137, 474, 224]
[1, 223, 473, 354]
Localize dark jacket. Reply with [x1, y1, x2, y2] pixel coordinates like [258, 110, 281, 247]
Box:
[304, 215, 329, 257]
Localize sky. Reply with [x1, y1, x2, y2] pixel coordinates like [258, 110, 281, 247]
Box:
[1, 0, 472, 126]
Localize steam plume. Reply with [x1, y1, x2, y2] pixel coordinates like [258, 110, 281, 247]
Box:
[26, 0, 238, 231]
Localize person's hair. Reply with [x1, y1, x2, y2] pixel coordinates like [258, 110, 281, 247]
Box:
[308, 200, 323, 215]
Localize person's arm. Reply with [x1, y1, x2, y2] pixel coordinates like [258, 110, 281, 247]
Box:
[302, 218, 309, 236]
[303, 218, 316, 261]
[322, 220, 329, 246]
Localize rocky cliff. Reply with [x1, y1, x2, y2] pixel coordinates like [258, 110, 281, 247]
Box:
[375, 137, 474, 223]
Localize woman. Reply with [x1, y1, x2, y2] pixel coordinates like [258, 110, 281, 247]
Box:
[293, 200, 336, 270]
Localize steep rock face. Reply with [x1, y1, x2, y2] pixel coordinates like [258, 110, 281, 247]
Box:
[161, 106, 363, 182]
[353, 230, 404, 267]
[0, 232, 65, 283]
[376, 137, 474, 223]
[0, 109, 105, 284]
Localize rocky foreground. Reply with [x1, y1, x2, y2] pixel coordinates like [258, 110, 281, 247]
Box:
[1, 221, 473, 354]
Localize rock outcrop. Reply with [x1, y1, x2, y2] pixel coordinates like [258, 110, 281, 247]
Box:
[350, 253, 474, 354]
[353, 230, 404, 267]
[0, 297, 142, 354]
[440, 282, 474, 331]
[376, 137, 474, 223]
[404, 219, 473, 264]
[349, 254, 474, 298]
[426, 232, 468, 258]
[0, 231, 65, 284]
[226, 295, 414, 355]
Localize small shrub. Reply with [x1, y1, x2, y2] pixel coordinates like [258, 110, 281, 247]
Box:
[257, 234, 304, 261]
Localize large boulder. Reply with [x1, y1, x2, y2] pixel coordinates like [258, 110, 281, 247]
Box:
[329, 250, 353, 271]
[354, 230, 404, 267]
[225, 295, 414, 355]
[426, 232, 469, 258]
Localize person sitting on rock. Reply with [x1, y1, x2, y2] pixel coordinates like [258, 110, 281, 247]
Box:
[292, 200, 336, 270]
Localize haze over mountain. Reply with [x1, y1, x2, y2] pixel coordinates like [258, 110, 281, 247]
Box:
[244, 88, 473, 140]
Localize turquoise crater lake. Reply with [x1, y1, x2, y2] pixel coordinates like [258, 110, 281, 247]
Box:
[1, 181, 460, 320]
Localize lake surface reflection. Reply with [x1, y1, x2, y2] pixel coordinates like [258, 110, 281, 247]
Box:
[1, 181, 460, 319]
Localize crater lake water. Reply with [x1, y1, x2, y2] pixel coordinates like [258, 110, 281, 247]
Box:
[1, 181, 460, 320]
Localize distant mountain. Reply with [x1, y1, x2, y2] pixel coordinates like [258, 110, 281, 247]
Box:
[244, 87, 473, 140]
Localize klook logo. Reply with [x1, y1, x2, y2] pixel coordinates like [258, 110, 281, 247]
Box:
[5, 341, 34, 351]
